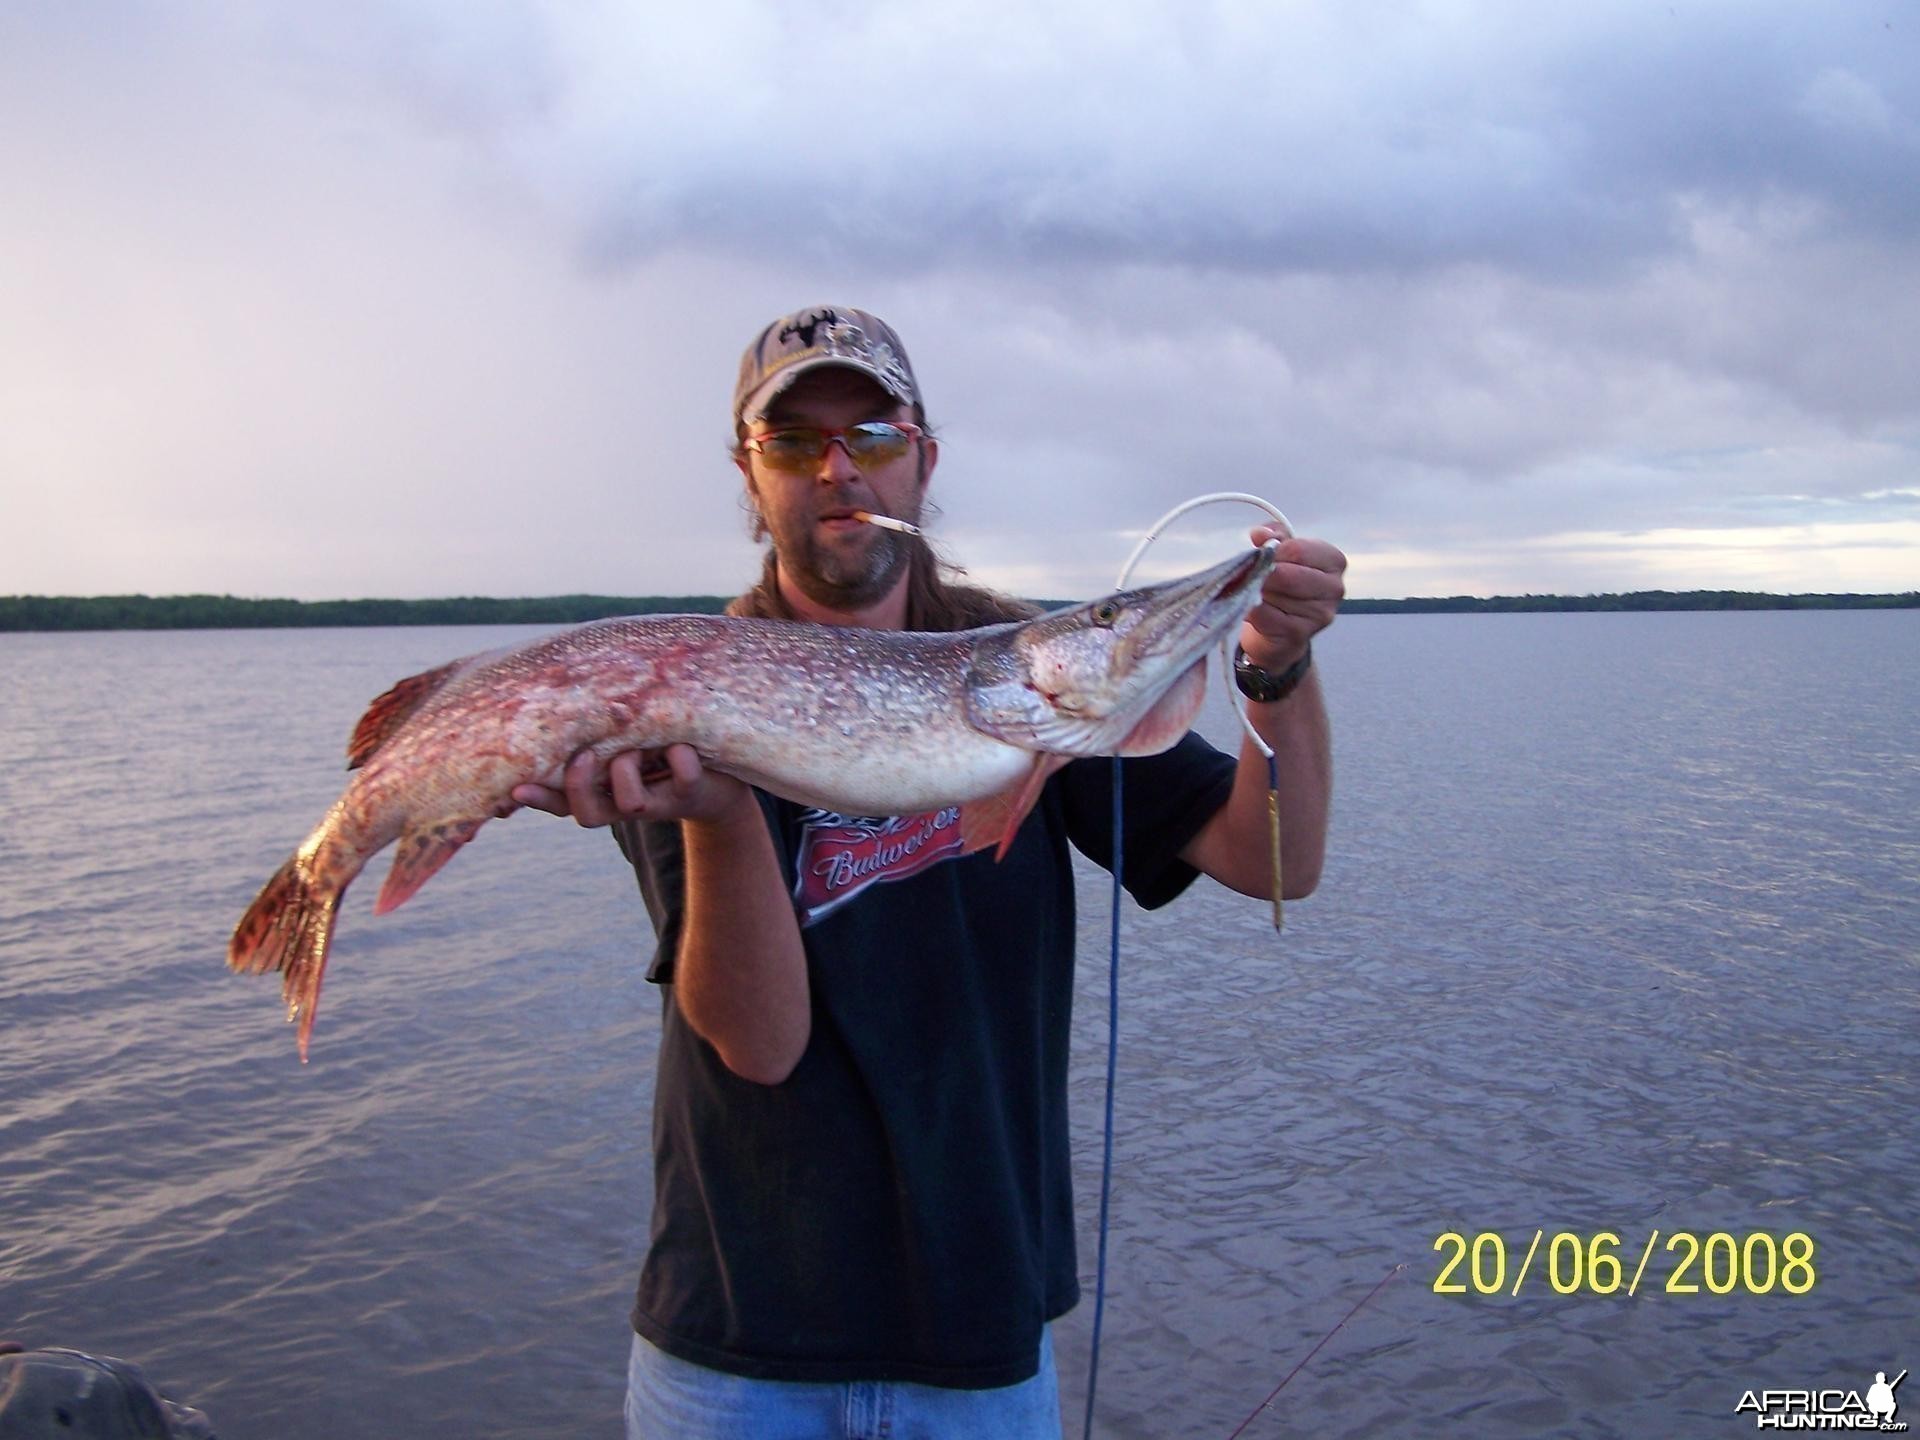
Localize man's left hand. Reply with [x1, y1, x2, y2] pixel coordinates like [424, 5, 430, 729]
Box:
[1239, 526, 1347, 670]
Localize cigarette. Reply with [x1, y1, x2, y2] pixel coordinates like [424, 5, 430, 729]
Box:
[852, 511, 922, 536]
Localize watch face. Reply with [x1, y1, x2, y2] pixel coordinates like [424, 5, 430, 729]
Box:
[1234, 646, 1309, 702]
[1234, 655, 1278, 701]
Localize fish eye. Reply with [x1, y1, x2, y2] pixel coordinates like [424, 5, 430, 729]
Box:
[1092, 600, 1122, 627]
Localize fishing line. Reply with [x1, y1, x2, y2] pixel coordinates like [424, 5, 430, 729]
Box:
[1222, 1263, 1406, 1439]
[1082, 492, 1293, 1440]
[1081, 757, 1123, 1440]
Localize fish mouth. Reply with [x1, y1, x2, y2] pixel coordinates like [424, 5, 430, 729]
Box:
[1133, 545, 1275, 659]
[1213, 544, 1272, 602]
[962, 546, 1277, 756]
[1090, 547, 1272, 744]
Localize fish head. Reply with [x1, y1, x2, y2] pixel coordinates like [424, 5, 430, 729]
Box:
[964, 544, 1277, 756]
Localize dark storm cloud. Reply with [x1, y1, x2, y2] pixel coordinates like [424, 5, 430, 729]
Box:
[506, 1, 1919, 280]
[4, 1, 1914, 600]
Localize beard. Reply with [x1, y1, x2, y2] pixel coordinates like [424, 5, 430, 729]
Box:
[761, 488, 924, 613]
[778, 519, 911, 612]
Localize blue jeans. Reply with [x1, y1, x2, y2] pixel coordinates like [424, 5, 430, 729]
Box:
[624, 1328, 1062, 1440]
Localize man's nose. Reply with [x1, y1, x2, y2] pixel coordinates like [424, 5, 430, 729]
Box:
[812, 435, 862, 482]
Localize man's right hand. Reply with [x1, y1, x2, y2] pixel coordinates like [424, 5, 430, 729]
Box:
[510, 744, 751, 829]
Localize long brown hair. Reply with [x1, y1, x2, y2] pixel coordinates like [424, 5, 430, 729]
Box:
[725, 534, 1038, 631]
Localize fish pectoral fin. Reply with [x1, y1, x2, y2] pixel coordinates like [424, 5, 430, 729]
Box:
[958, 753, 1068, 862]
[374, 817, 484, 916]
[347, 659, 468, 769]
[1116, 658, 1208, 756]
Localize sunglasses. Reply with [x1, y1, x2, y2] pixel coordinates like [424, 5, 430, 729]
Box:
[743, 421, 923, 472]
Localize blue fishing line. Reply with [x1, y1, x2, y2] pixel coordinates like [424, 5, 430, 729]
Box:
[1082, 755, 1124, 1440]
[1082, 496, 1288, 1433]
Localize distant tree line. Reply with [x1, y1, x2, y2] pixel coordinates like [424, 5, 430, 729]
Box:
[0, 594, 732, 632]
[1340, 591, 1919, 614]
[1, 588, 1913, 632]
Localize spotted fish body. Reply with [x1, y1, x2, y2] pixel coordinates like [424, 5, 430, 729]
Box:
[229, 547, 1275, 1057]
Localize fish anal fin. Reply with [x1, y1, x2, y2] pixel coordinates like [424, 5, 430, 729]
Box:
[374, 817, 484, 916]
[347, 659, 467, 769]
[958, 754, 1068, 862]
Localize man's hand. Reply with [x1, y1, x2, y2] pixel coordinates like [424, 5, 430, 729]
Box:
[1240, 526, 1348, 671]
[510, 744, 751, 829]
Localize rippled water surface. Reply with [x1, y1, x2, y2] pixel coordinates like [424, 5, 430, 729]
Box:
[2, 613, 1915, 1438]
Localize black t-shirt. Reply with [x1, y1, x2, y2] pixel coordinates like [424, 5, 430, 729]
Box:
[615, 735, 1236, 1388]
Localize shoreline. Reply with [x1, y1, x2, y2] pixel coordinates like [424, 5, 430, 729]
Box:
[2, 589, 1915, 632]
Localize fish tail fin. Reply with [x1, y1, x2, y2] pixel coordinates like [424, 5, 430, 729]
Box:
[229, 855, 347, 1063]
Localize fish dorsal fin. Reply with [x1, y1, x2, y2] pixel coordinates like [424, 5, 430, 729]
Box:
[958, 753, 1069, 862]
[347, 659, 467, 769]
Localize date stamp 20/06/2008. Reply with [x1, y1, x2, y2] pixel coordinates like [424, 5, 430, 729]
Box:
[1432, 1230, 1816, 1297]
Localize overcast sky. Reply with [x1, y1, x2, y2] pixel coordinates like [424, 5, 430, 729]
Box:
[3, 1, 1916, 601]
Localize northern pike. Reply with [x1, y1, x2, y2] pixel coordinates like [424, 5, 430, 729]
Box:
[230, 545, 1276, 1058]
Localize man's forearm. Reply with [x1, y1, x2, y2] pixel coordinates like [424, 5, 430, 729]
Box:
[1184, 669, 1332, 899]
[1252, 668, 1332, 896]
[673, 798, 812, 1085]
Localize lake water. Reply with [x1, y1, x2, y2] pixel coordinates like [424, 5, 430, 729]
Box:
[1, 612, 1915, 1438]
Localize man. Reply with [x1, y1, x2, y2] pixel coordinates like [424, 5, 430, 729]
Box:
[513, 305, 1345, 1437]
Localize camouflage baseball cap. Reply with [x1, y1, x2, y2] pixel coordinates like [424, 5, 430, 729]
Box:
[734, 305, 920, 427]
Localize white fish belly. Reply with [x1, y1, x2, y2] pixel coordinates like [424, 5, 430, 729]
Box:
[709, 718, 1033, 817]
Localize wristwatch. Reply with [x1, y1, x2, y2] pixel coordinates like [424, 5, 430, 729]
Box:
[1233, 643, 1312, 703]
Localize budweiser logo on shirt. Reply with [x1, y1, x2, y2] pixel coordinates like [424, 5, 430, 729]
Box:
[792, 807, 966, 925]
